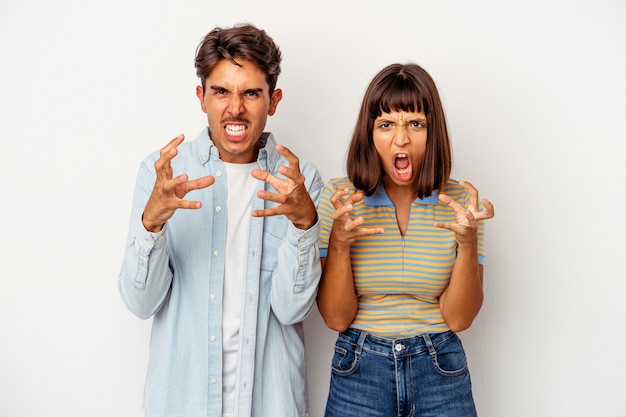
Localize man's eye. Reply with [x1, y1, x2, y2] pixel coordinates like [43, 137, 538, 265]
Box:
[245, 90, 259, 97]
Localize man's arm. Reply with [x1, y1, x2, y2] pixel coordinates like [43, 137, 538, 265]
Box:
[252, 145, 324, 324]
[118, 159, 174, 319]
[118, 135, 214, 319]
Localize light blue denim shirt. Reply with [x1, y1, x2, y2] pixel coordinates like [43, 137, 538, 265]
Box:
[118, 128, 324, 417]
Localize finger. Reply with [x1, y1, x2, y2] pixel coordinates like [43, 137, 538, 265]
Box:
[329, 188, 350, 209]
[332, 203, 354, 220]
[349, 192, 365, 204]
[459, 180, 479, 209]
[358, 226, 385, 235]
[166, 175, 215, 201]
[275, 144, 301, 173]
[251, 168, 271, 182]
[433, 221, 453, 231]
[479, 198, 495, 219]
[277, 164, 305, 185]
[154, 134, 185, 177]
[251, 169, 284, 193]
[256, 189, 286, 205]
[175, 198, 204, 210]
[438, 193, 464, 212]
[163, 174, 190, 193]
[251, 206, 284, 218]
[464, 209, 477, 226]
[185, 175, 215, 192]
[343, 216, 364, 232]
[165, 133, 185, 150]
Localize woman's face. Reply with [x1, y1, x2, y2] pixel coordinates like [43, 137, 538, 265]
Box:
[372, 109, 428, 187]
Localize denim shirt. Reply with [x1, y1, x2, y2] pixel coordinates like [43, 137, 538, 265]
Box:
[118, 128, 324, 417]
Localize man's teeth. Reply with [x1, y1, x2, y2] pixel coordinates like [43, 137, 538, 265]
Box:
[225, 125, 246, 136]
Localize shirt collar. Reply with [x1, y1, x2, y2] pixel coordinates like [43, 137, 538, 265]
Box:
[363, 184, 440, 207]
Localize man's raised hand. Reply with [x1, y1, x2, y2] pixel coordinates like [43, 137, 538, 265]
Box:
[142, 134, 215, 232]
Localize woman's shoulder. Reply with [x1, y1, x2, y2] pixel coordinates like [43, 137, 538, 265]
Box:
[326, 176, 358, 191]
[441, 178, 470, 199]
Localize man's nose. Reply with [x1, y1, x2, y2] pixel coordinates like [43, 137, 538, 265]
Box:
[227, 94, 244, 114]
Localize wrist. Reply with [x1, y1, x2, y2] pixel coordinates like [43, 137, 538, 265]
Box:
[293, 213, 317, 230]
[142, 214, 164, 233]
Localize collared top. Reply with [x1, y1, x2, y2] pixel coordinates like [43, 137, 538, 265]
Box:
[318, 177, 485, 337]
[118, 127, 324, 417]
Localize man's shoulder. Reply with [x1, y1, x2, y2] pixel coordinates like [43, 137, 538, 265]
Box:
[262, 133, 321, 174]
[142, 129, 207, 165]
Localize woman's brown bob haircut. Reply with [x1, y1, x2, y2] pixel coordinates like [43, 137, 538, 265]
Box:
[347, 63, 452, 198]
[194, 23, 282, 95]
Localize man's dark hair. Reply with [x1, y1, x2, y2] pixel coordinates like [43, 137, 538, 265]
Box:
[195, 23, 282, 95]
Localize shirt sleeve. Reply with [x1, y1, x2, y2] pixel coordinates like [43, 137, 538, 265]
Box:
[117, 159, 173, 319]
[269, 162, 325, 325]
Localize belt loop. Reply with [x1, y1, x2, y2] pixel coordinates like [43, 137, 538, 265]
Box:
[423, 333, 436, 357]
[355, 330, 368, 355]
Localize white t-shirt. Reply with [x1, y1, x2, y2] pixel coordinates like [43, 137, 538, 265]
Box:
[221, 161, 258, 417]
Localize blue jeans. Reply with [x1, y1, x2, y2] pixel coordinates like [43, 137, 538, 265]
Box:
[324, 328, 477, 417]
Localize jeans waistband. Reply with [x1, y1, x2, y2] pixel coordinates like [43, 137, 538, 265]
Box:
[339, 328, 455, 357]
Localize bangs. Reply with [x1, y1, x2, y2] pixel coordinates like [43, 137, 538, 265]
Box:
[369, 74, 428, 118]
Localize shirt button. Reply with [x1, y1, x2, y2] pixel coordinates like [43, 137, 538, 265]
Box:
[213, 250, 220, 256]
[215, 206, 222, 212]
[298, 237, 305, 244]
[211, 378, 217, 384]
[210, 294, 216, 300]
[215, 171, 222, 177]
[210, 335, 216, 342]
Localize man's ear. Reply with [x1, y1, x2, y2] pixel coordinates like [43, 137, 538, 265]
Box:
[268, 88, 283, 116]
[196, 85, 207, 113]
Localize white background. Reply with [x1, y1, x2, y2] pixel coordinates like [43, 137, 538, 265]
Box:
[1, 0, 625, 416]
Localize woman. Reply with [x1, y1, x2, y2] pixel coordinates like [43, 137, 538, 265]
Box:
[317, 63, 494, 416]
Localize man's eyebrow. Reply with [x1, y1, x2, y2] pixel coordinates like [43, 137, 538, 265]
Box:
[244, 88, 264, 94]
[209, 85, 229, 92]
[208, 85, 265, 94]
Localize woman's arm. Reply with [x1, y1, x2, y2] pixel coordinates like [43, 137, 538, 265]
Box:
[317, 253, 359, 332]
[439, 247, 484, 332]
[316, 189, 384, 332]
[435, 180, 494, 332]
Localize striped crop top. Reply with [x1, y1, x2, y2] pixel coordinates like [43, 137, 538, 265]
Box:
[318, 177, 486, 337]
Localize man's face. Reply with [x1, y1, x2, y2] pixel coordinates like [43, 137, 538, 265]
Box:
[196, 59, 282, 163]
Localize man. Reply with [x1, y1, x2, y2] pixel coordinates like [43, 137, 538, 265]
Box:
[118, 24, 323, 417]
